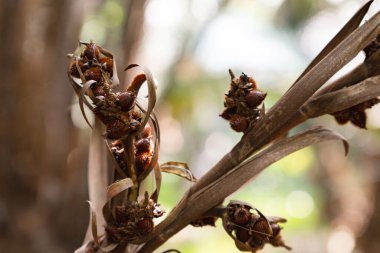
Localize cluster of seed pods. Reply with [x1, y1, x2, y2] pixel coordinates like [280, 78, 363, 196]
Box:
[68, 42, 157, 178]
[220, 70, 266, 133]
[67, 42, 162, 250]
[223, 201, 291, 252]
[105, 193, 164, 243]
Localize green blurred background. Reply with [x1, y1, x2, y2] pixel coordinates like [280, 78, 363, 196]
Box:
[1, 0, 380, 252]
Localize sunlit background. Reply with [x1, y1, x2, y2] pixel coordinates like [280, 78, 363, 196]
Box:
[2, 0, 380, 252]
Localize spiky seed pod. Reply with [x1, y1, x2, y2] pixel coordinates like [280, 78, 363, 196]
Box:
[135, 138, 151, 154]
[82, 42, 100, 61]
[233, 207, 251, 225]
[236, 228, 250, 243]
[106, 119, 128, 140]
[135, 152, 152, 173]
[137, 218, 154, 235]
[245, 90, 266, 108]
[117, 92, 135, 111]
[84, 67, 102, 82]
[230, 115, 249, 132]
[99, 57, 113, 75]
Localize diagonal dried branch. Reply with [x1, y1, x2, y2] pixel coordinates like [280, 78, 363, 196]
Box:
[139, 127, 348, 252]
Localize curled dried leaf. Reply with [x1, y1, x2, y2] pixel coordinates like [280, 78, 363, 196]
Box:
[160, 162, 197, 182]
[87, 201, 99, 246]
[107, 178, 134, 200]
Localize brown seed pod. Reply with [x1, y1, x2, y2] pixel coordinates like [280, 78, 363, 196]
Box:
[220, 107, 237, 120]
[93, 85, 105, 97]
[131, 110, 142, 120]
[69, 58, 88, 78]
[82, 42, 100, 61]
[141, 125, 152, 138]
[135, 151, 152, 173]
[117, 92, 135, 111]
[115, 206, 127, 223]
[351, 111, 367, 129]
[233, 207, 251, 225]
[137, 218, 154, 235]
[334, 111, 350, 124]
[245, 90, 266, 108]
[84, 67, 102, 82]
[135, 138, 151, 154]
[270, 223, 281, 238]
[106, 119, 128, 140]
[99, 56, 113, 75]
[230, 115, 249, 132]
[252, 218, 272, 239]
[236, 228, 250, 243]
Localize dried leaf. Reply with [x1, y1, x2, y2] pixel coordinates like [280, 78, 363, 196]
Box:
[160, 162, 197, 182]
[87, 201, 99, 246]
[107, 178, 134, 200]
[101, 243, 119, 252]
[78, 120, 108, 250]
[293, 0, 373, 85]
[79, 80, 96, 129]
[124, 64, 157, 133]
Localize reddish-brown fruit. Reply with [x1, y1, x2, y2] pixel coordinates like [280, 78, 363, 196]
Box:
[230, 115, 249, 132]
[334, 111, 350, 125]
[141, 125, 152, 138]
[135, 152, 152, 173]
[84, 67, 102, 82]
[351, 111, 367, 129]
[115, 206, 127, 223]
[233, 207, 251, 225]
[83, 42, 100, 61]
[135, 138, 151, 153]
[92, 85, 105, 97]
[106, 119, 128, 139]
[69, 59, 88, 78]
[99, 57, 113, 75]
[270, 223, 281, 237]
[117, 92, 135, 111]
[252, 218, 271, 239]
[137, 218, 154, 235]
[131, 111, 142, 120]
[250, 237, 264, 249]
[236, 228, 250, 243]
[220, 107, 237, 120]
[245, 90, 266, 108]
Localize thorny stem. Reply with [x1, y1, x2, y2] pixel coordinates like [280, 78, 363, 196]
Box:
[138, 8, 380, 253]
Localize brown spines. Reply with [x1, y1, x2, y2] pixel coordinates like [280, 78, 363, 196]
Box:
[220, 70, 266, 133]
